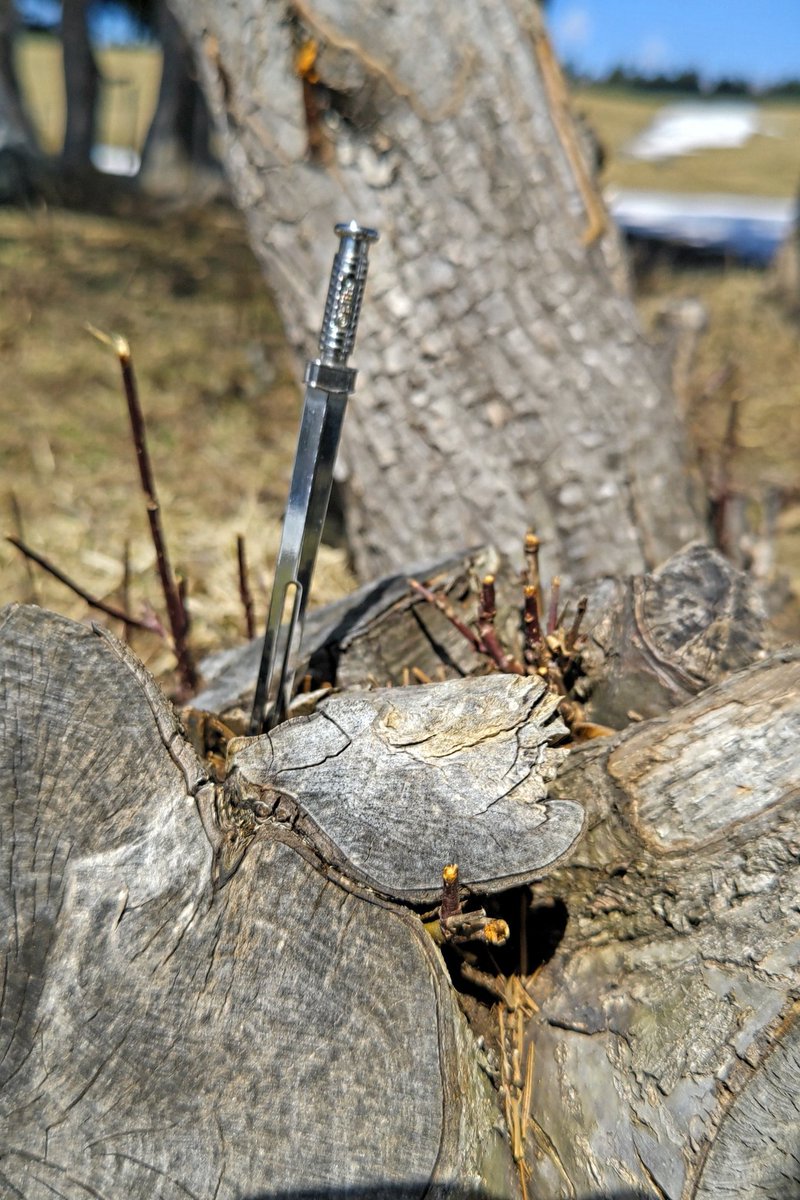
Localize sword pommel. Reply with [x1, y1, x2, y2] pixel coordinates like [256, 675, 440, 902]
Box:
[319, 222, 379, 366]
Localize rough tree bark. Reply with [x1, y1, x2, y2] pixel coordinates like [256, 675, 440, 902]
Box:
[167, 0, 702, 584]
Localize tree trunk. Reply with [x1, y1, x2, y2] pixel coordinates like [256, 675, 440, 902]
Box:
[0, 0, 40, 199]
[61, 0, 98, 171]
[0, 0, 35, 150]
[167, 0, 702, 585]
[139, 0, 222, 196]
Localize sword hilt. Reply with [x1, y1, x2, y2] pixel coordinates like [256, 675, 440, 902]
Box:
[318, 221, 379, 366]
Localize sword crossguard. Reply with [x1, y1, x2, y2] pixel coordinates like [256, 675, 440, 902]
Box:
[318, 221, 379, 366]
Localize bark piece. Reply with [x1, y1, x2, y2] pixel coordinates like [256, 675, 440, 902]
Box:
[579, 540, 772, 727]
[524, 649, 800, 1199]
[226, 672, 583, 903]
[0, 604, 517, 1198]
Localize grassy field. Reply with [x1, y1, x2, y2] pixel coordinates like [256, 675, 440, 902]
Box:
[16, 35, 162, 154]
[1, 45, 799, 683]
[573, 85, 800, 196]
[0, 203, 355, 677]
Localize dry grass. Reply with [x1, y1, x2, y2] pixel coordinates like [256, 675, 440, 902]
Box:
[0, 203, 355, 679]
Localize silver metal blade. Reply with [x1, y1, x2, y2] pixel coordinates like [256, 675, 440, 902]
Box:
[250, 220, 378, 735]
[249, 385, 347, 732]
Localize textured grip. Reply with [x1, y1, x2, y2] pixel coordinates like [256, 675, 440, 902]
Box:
[318, 221, 379, 365]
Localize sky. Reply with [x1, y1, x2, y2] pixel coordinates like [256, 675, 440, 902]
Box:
[548, 0, 800, 87]
[13, 0, 800, 85]
[16, 1, 151, 45]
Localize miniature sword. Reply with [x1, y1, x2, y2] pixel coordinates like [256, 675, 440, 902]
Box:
[249, 220, 379, 733]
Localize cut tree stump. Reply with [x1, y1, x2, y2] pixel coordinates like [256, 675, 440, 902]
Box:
[0, 603, 542, 1199]
[1, 536, 796, 1200]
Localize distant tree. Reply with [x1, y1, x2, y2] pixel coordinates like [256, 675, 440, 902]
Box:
[672, 69, 701, 93]
[60, 0, 98, 171]
[0, 0, 40, 197]
[711, 76, 751, 97]
[601, 66, 701, 95]
[138, 0, 220, 194]
[764, 78, 800, 98]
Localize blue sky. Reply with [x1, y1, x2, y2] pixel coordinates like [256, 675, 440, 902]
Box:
[548, 0, 800, 86]
[16, 1, 151, 45]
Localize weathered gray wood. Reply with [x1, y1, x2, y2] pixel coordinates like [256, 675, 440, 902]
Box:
[193, 547, 479, 721]
[225, 673, 583, 903]
[195, 544, 771, 736]
[4, 594, 796, 1198]
[577, 540, 772, 727]
[169, 0, 701, 584]
[0, 604, 518, 1199]
[523, 649, 800, 1199]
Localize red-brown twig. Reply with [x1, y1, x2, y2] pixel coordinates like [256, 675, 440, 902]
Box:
[237, 534, 256, 640]
[88, 326, 197, 694]
[546, 576, 561, 636]
[477, 575, 525, 675]
[440, 863, 462, 922]
[522, 584, 545, 669]
[523, 531, 542, 612]
[411, 575, 527, 675]
[408, 577, 483, 652]
[566, 596, 588, 653]
[6, 535, 161, 634]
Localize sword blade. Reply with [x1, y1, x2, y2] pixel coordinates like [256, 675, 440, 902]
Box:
[249, 385, 347, 732]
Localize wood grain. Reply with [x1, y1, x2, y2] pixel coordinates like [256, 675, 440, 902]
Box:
[525, 649, 800, 1198]
[0, 604, 517, 1199]
[227, 672, 584, 902]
